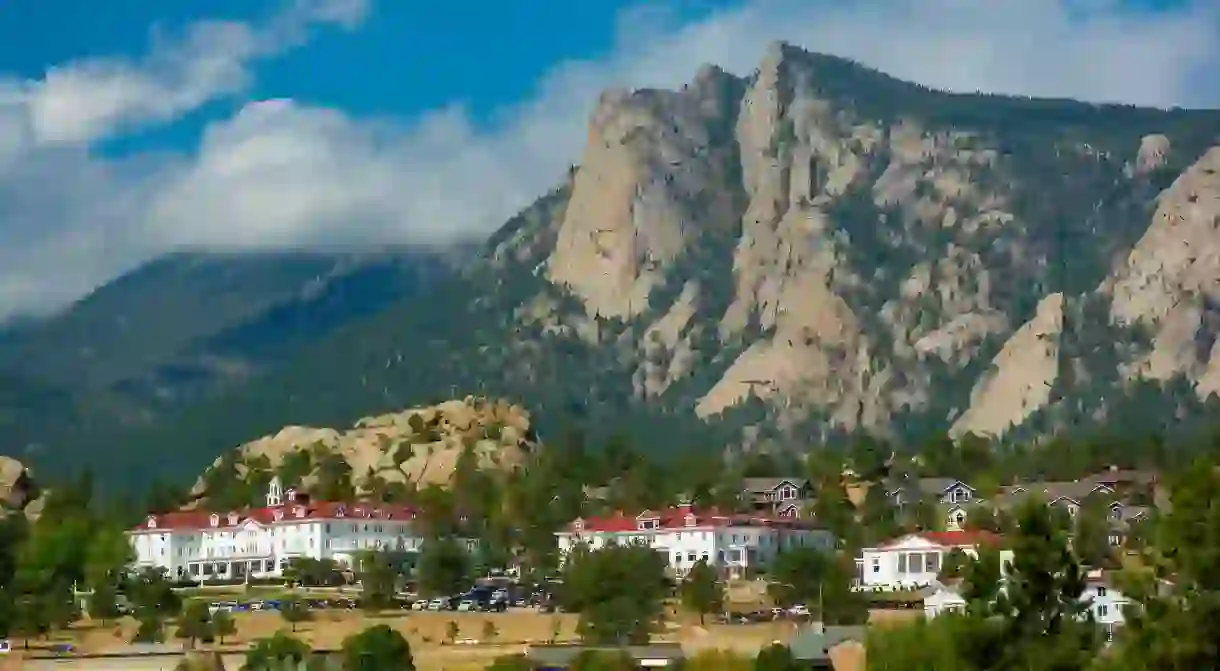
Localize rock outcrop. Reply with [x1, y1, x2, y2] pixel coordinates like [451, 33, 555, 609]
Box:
[192, 397, 536, 500]
[0, 455, 42, 519]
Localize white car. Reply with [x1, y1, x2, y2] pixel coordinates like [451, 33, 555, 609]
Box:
[427, 599, 446, 611]
[788, 604, 810, 617]
[411, 600, 428, 611]
[0, 640, 10, 654]
[457, 600, 476, 612]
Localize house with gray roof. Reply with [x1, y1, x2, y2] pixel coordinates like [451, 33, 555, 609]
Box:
[787, 623, 867, 669]
[742, 477, 815, 517]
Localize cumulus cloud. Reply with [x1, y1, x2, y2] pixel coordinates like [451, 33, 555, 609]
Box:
[2, 0, 1220, 319]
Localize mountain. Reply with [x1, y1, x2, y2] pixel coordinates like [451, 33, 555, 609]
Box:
[0, 248, 459, 462]
[12, 42, 1220, 491]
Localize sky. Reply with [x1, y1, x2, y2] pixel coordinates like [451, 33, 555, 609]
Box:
[0, 0, 1219, 321]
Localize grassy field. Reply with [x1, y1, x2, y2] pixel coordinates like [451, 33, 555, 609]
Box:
[13, 580, 891, 670]
[34, 608, 804, 670]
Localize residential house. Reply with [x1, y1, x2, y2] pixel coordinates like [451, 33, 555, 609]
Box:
[921, 580, 968, 618]
[741, 477, 815, 517]
[1083, 466, 1159, 501]
[1105, 503, 1151, 546]
[992, 480, 1115, 518]
[919, 570, 1130, 643]
[886, 477, 979, 530]
[787, 623, 867, 669]
[1083, 570, 1131, 643]
[857, 530, 1012, 591]
[555, 504, 834, 578]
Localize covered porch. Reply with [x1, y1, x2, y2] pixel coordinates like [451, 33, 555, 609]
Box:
[185, 556, 278, 582]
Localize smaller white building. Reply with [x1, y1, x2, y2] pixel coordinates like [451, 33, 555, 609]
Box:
[1083, 570, 1130, 642]
[921, 580, 967, 618]
[858, 531, 1013, 591]
[555, 504, 834, 577]
[920, 568, 1130, 643]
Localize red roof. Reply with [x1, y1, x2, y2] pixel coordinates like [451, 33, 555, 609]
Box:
[565, 504, 822, 533]
[131, 499, 418, 533]
[877, 530, 1003, 549]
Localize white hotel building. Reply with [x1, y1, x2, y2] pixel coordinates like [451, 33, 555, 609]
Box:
[555, 504, 834, 577]
[127, 477, 441, 581]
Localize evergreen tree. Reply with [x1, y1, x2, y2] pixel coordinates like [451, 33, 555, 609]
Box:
[680, 560, 724, 625]
[987, 501, 1100, 670]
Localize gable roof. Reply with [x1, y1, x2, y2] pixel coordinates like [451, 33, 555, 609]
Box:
[874, 530, 1003, 550]
[993, 480, 1112, 509]
[742, 477, 808, 493]
[886, 476, 974, 498]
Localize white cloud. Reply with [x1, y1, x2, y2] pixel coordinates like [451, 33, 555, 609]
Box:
[2, 0, 1220, 319]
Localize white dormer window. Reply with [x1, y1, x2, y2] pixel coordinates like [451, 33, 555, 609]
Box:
[294, 506, 305, 518]
[336, 505, 346, 517]
[573, 519, 585, 531]
[684, 514, 696, 527]
[209, 514, 219, 528]
[286, 489, 297, 502]
[639, 519, 658, 531]
[227, 512, 239, 526]
[147, 516, 157, 529]
[273, 509, 284, 521]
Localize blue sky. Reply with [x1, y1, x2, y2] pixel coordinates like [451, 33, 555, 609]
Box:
[0, 0, 1218, 319]
[0, 0, 739, 156]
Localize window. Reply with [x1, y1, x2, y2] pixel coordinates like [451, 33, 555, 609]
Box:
[780, 486, 796, 501]
[871, 557, 879, 573]
[897, 554, 907, 574]
[925, 553, 939, 573]
[1098, 604, 1109, 617]
[639, 519, 658, 531]
[684, 515, 696, 527]
[147, 516, 157, 529]
[1096, 587, 1107, 597]
[209, 514, 219, 528]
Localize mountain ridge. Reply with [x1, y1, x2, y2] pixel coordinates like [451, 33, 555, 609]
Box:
[7, 42, 1220, 491]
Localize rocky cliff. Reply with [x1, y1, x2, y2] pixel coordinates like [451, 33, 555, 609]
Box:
[22, 43, 1220, 489]
[474, 41, 1220, 446]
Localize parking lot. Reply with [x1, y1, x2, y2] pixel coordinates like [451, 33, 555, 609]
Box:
[203, 582, 557, 616]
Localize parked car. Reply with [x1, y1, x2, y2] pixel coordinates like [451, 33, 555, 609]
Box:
[457, 600, 476, 612]
[412, 600, 428, 611]
[0, 640, 10, 654]
[427, 598, 446, 611]
[788, 604, 810, 617]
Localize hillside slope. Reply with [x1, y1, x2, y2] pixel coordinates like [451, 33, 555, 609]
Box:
[0, 249, 456, 461]
[17, 43, 1220, 490]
